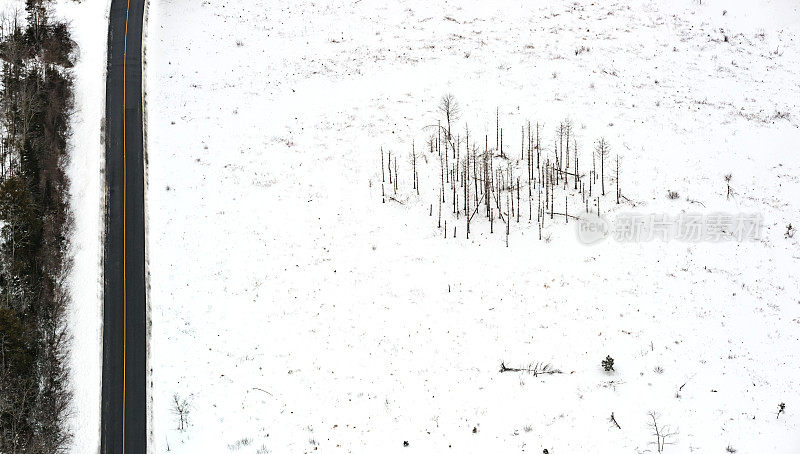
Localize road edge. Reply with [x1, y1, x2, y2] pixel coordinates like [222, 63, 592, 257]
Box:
[141, 0, 153, 452]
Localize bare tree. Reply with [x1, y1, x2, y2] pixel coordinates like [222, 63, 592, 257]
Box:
[411, 141, 418, 194]
[647, 411, 677, 453]
[439, 94, 460, 142]
[563, 118, 572, 169]
[172, 394, 191, 432]
[724, 173, 733, 200]
[595, 138, 610, 196]
[535, 122, 541, 170]
[615, 154, 620, 204]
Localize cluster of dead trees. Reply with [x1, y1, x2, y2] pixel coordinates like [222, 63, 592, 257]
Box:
[0, 2, 75, 452]
[379, 94, 623, 245]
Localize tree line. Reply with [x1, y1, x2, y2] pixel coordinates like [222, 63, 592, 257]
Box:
[0, 0, 75, 452]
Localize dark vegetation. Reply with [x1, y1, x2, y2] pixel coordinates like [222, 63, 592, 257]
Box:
[0, 1, 75, 452]
[601, 355, 615, 372]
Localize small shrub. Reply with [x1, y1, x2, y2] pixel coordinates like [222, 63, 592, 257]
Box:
[667, 190, 679, 200]
[227, 438, 252, 450]
[602, 355, 615, 372]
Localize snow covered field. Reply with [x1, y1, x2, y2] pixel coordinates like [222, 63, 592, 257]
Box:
[144, 0, 800, 452]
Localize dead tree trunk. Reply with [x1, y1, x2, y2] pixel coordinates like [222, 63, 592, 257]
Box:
[615, 154, 620, 204]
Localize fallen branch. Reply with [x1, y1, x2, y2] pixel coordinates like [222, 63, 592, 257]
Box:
[676, 381, 687, 398]
[619, 194, 639, 207]
[550, 212, 581, 220]
[609, 412, 622, 429]
[685, 197, 705, 207]
[252, 387, 274, 397]
[499, 361, 562, 376]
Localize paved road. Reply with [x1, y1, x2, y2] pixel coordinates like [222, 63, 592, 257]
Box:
[101, 0, 147, 452]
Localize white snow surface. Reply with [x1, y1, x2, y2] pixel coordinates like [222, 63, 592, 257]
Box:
[141, 0, 800, 453]
[52, 0, 109, 453]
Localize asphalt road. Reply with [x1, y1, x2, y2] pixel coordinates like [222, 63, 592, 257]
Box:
[101, 0, 147, 452]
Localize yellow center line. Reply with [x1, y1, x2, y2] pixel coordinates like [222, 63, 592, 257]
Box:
[122, 0, 131, 452]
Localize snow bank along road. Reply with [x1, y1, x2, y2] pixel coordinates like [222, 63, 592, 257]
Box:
[101, 0, 147, 452]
